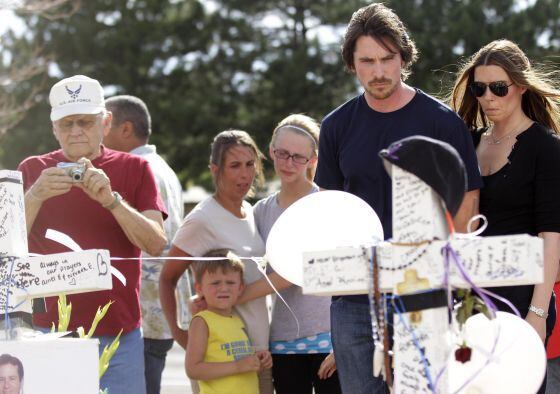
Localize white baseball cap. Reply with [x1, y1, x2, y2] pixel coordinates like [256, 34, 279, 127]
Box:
[49, 75, 105, 121]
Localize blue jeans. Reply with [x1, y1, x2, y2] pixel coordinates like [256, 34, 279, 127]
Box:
[144, 338, 174, 394]
[99, 327, 146, 394]
[330, 298, 389, 394]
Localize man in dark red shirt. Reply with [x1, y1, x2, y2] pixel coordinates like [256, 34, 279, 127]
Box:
[18, 75, 167, 394]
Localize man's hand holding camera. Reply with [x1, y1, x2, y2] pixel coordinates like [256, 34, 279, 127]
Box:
[74, 158, 115, 207]
[27, 166, 73, 202]
[28, 158, 115, 208]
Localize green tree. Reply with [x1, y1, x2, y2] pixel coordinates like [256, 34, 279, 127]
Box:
[0, 0, 79, 157]
[388, 0, 560, 93]
[2, 0, 559, 187]
[209, 0, 369, 165]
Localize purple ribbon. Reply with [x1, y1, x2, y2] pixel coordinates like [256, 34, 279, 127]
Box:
[442, 242, 521, 318]
[384, 142, 402, 160]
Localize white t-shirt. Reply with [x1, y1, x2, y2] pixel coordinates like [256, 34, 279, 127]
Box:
[131, 144, 189, 340]
[172, 196, 269, 349]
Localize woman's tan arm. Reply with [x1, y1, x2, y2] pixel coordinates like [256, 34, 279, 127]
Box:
[160, 245, 191, 349]
[237, 272, 293, 304]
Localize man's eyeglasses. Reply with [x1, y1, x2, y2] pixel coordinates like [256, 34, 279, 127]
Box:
[55, 114, 102, 132]
[273, 149, 311, 165]
[469, 81, 514, 98]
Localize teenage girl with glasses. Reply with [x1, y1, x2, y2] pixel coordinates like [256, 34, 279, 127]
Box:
[237, 114, 341, 394]
[449, 39, 560, 394]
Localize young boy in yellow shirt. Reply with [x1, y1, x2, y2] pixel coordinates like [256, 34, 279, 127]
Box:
[186, 250, 272, 394]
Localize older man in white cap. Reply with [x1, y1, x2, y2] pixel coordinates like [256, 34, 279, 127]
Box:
[17, 75, 167, 394]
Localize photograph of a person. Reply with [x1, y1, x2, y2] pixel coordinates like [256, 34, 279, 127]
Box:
[0, 354, 23, 394]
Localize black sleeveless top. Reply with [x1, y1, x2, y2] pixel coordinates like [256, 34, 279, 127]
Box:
[473, 123, 560, 237]
[473, 123, 560, 333]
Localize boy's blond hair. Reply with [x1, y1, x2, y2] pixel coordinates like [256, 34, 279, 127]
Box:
[191, 249, 245, 284]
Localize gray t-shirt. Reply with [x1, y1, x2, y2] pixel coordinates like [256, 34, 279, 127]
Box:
[254, 185, 331, 342]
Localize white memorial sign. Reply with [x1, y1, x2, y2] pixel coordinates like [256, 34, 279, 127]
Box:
[2, 250, 112, 302]
[0, 170, 117, 393]
[0, 170, 28, 257]
[301, 166, 544, 394]
[0, 172, 115, 317]
[393, 306, 449, 393]
[303, 235, 542, 296]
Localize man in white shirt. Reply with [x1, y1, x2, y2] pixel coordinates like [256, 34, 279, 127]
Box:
[104, 95, 187, 394]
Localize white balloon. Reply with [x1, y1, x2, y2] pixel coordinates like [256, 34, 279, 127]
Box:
[265, 190, 383, 286]
[449, 311, 546, 394]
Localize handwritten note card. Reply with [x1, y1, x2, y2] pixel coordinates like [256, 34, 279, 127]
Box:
[0, 256, 31, 313]
[0, 170, 28, 257]
[301, 235, 543, 296]
[302, 247, 371, 296]
[0, 250, 112, 311]
[392, 166, 447, 243]
[379, 235, 543, 290]
[393, 307, 449, 393]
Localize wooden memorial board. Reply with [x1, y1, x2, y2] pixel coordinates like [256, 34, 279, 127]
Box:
[302, 235, 543, 296]
[301, 166, 544, 394]
[0, 170, 116, 393]
[393, 306, 449, 393]
[1, 250, 113, 304]
[0, 170, 28, 257]
[0, 171, 31, 315]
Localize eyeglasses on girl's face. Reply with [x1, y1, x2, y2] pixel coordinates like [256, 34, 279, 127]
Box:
[469, 81, 514, 98]
[272, 148, 311, 165]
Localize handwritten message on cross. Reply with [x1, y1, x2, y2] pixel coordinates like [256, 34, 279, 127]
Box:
[301, 165, 543, 393]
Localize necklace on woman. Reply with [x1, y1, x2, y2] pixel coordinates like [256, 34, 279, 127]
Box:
[483, 129, 515, 145]
[483, 119, 530, 145]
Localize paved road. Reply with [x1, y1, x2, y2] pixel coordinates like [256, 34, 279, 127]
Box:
[161, 342, 192, 394]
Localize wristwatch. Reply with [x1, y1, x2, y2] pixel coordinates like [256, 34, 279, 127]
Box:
[103, 191, 123, 210]
[529, 304, 548, 319]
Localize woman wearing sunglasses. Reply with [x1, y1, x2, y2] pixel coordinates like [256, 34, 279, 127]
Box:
[237, 114, 341, 394]
[449, 39, 560, 393]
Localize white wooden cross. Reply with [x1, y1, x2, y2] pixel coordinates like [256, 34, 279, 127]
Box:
[0, 169, 122, 393]
[0, 170, 113, 336]
[301, 166, 543, 394]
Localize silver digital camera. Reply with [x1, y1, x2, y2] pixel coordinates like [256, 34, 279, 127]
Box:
[57, 162, 86, 182]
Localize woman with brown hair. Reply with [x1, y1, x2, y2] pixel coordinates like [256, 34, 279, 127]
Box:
[449, 39, 560, 392]
[159, 130, 273, 393]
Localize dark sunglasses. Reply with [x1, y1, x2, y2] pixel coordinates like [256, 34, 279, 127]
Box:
[469, 81, 514, 98]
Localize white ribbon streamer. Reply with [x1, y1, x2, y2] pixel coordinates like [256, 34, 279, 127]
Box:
[45, 229, 83, 252]
[110, 266, 127, 287]
[44, 229, 126, 286]
[454, 214, 489, 239]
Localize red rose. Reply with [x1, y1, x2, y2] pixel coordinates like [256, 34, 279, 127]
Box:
[454, 345, 472, 363]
